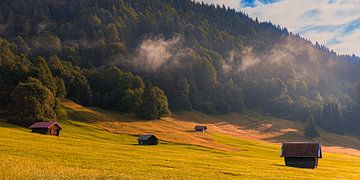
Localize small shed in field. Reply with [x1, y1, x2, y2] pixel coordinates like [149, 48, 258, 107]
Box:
[138, 135, 158, 145]
[29, 122, 62, 136]
[194, 125, 207, 132]
[280, 142, 322, 168]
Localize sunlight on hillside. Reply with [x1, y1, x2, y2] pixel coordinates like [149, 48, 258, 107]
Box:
[0, 110, 360, 179]
[62, 101, 360, 156]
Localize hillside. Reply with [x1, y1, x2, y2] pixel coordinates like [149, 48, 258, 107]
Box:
[60, 101, 360, 156]
[2, 101, 359, 178]
[1, 0, 360, 136]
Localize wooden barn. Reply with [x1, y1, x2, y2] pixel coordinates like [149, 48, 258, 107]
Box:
[29, 122, 62, 136]
[280, 142, 322, 168]
[138, 135, 158, 145]
[194, 125, 207, 132]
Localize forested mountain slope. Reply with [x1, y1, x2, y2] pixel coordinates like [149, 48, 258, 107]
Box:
[1, 0, 360, 135]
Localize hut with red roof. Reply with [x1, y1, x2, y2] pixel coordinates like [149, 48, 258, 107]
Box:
[29, 122, 62, 136]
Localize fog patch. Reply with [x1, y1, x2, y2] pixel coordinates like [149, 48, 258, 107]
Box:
[132, 36, 180, 72]
[223, 47, 260, 73]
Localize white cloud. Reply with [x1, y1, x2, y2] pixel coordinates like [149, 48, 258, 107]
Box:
[194, 0, 360, 56]
[240, 0, 360, 55]
[330, 29, 360, 56]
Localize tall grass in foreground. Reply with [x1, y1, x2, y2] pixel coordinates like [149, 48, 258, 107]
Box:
[0, 120, 360, 179]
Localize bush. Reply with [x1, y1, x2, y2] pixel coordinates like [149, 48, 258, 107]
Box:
[136, 86, 170, 120]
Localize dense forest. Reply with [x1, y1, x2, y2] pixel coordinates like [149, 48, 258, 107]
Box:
[1, 0, 360, 135]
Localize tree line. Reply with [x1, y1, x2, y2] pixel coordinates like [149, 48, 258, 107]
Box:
[0, 39, 169, 126]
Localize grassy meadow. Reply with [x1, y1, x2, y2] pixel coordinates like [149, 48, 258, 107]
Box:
[0, 102, 360, 179]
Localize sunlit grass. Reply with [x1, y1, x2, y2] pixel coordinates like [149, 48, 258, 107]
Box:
[0, 102, 360, 179]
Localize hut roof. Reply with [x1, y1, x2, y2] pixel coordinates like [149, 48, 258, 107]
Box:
[138, 134, 156, 141]
[195, 125, 207, 130]
[281, 142, 322, 158]
[29, 122, 62, 129]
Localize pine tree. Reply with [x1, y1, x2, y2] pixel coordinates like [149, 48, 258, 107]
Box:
[320, 103, 345, 134]
[304, 115, 320, 138]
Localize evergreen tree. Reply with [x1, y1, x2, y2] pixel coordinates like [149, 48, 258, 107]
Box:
[0, 76, 6, 106]
[320, 103, 345, 135]
[304, 115, 320, 138]
[86, 66, 144, 112]
[47, 56, 93, 105]
[55, 77, 66, 100]
[173, 77, 192, 110]
[122, 88, 144, 113]
[29, 56, 57, 95]
[7, 77, 56, 126]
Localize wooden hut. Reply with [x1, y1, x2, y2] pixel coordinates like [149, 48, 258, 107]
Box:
[280, 142, 322, 168]
[194, 125, 207, 132]
[29, 122, 62, 136]
[138, 135, 158, 145]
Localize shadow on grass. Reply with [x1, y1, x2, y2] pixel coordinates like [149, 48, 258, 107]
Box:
[151, 164, 175, 169]
[272, 164, 286, 167]
[0, 121, 29, 129]
[264, 131, 313, 143]
[274, 163, 316, 169]
[219, 171, 242, 176]
[184, 130, 198, 133]
[130, 144, 159, 146]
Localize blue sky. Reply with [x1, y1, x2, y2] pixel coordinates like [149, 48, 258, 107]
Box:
[194, 0, 360, 56]
[240, 0, 278, 7]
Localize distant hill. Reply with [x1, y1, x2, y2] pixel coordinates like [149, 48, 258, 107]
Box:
[0, 0, 360, 135]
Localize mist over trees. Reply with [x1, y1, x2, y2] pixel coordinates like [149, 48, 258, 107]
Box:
[0, 0, 360, 135]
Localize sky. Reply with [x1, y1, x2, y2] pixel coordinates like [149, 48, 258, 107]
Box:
[194, 0, 360, 56]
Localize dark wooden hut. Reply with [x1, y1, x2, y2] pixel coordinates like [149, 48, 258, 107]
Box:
[29, 122, 62, 136]
[194, 125, 207, 132]
[280, 142, 322, 168]
[138, 135, 158, 145]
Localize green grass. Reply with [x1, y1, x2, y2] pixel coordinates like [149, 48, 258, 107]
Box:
[0, 103, 360, 179]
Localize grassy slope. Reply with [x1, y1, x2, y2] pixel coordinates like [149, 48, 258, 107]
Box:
[0, 102, 359, 179]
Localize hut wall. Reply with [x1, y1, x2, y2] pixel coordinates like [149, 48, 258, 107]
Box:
[195, 129, 204, 132]
[32, 128, 49, 134]
[49, 126, 60, 136]
[284, 157, 317, 168]
[147, 137, 158, 145]
[138, 137, 158, 145]
[138, 140, 147, 145]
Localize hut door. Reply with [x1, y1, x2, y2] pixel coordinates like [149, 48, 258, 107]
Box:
[49, 127, 56, 135]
